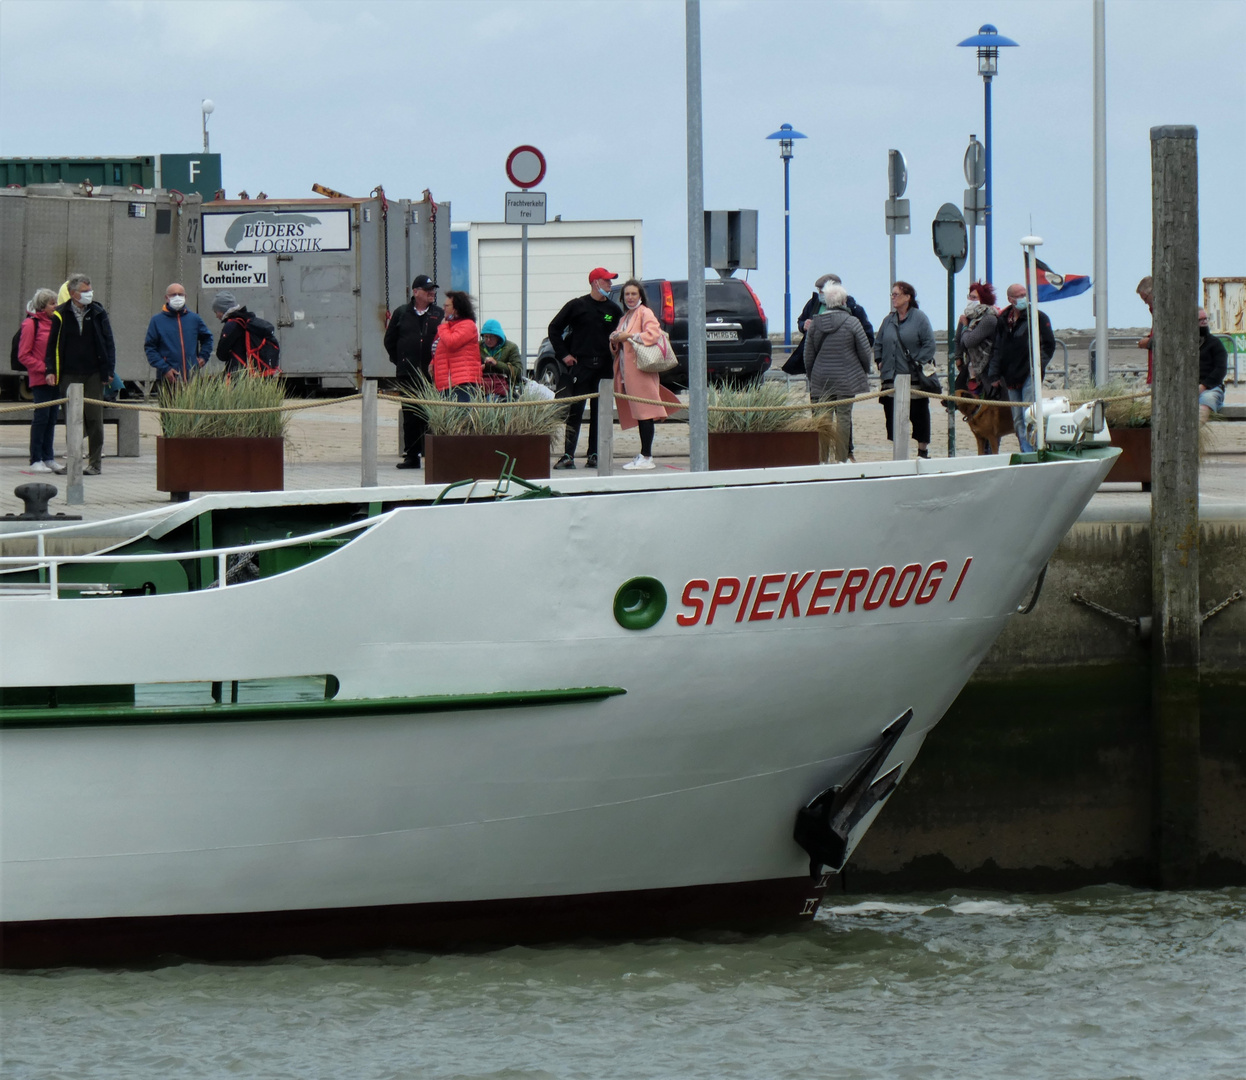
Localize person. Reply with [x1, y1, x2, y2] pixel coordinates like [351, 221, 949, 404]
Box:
[986, 283, 1056, 454]
[1198, 308, 1228, 423]
[609, 279, 682, 470]
[954, 281, 999, 394]
[43, 273, 116, 476]
[383, 274, 443, 469]
[144, 282, 213, 383]
[431, 291, 481, 401]
[211, 291, 280, 376]
[16, 289, 65, 474]
[548, 268, 624, 469]
[479, 318, 524, 398]
[783, 272, 874, 376]
[804, 281, 872, 463]
[1136, 276, 1154, 385]
[873, 281, 935, 458]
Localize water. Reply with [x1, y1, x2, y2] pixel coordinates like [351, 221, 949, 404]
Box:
[2, 887, 1242, 1080]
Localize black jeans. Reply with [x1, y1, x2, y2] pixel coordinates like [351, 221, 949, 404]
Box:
[559, 371, 605, 457]
[880, 381, 931, 445]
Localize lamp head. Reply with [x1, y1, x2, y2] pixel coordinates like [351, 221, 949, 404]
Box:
[202, 98, 215, 116]
[766, 123, 807, 161]
[956, 24, 1018, 80]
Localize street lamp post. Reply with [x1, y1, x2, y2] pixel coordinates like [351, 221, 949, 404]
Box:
[201, 99, 215, 154]
[957, 25, 1018, 286]
[765, 123, 807, 347]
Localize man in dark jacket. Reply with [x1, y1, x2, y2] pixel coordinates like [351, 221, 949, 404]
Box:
[782, 273, 874, 376]
[43, 272, 116, 475]
[383, 274, 443, 469]
[1198, 307, 1228, 423]
[548, 267, 624, 469]
[986, 283, 1056, 453]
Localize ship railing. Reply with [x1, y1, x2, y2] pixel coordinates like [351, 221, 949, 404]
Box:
[0, 511, 399, 600]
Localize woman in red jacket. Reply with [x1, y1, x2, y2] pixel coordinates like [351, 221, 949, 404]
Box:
[432, 291, 482, 401]
[17, 288, 66, 474]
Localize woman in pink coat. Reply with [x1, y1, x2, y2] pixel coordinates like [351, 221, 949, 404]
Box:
[609, 279, 680, 470]
[17, 288, 65, 474]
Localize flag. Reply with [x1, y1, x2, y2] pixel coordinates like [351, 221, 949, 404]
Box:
[1027, 256, 1092, 302]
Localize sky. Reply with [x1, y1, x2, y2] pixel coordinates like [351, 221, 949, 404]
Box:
[1, 0, 1243, 334]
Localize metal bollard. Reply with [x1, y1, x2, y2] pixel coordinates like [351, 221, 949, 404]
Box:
[66, 382, 84, 505]
[892, 374, 911, 461]
[597, 380, 614, 476]
[361, 379, 377, 487]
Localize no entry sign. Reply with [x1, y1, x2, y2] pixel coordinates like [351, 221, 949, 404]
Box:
[506, 146, 546, 190]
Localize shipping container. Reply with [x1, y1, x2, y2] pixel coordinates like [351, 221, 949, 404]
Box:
[1, 185, 449, 397]
[0, 157, 156, 190]
[1204, 276, 1244, 383]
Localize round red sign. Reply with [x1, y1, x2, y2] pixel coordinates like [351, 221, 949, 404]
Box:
[506, 146, 546, 190]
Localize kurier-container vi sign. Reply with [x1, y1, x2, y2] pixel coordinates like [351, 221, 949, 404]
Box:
[202, 208, 351, 254]
[200, 256, 269, 289]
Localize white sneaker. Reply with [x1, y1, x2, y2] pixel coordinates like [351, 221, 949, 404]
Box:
[44, 460, 67, 475]
[24, 461, 52, 473]
[622, 454, 655, 471]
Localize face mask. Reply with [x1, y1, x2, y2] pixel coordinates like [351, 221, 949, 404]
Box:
[77, 291, 94, 305]
[625, 297, 640, 310]
[594, 282, 611, 297]
[1199, 325, 1209, 338]
[1013, 297, 1028, 311]
[168, 295, 186, 310]
[964, 303, 978, 317]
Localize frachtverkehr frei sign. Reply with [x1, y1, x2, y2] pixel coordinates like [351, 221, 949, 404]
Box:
[202, 208, 351, 254]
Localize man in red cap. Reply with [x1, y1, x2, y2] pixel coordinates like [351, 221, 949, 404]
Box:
[548, 268, 624, 469]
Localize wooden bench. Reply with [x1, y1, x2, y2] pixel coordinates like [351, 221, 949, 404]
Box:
[0, 404, 140, 456]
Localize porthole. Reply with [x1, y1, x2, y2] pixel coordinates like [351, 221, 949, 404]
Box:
[613, 577, 667, 630]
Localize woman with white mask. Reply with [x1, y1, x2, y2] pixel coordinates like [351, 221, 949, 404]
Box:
[608, 279, 679, 470]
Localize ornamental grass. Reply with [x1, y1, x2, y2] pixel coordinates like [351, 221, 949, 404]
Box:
[158, 374, 289, 439]
[406, 375, 566, 438]
[1070, 377, 1151, 428]
[706, 380, 816, 434]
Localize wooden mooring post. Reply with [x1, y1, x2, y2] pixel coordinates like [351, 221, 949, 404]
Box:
[66, 382, 84, 505]
[1149, 124, 1201, 889]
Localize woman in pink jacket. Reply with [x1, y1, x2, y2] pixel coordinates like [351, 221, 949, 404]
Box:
[609, 279, 680, 470]
[432, 291, 482, 402]
[17, 288, 65, 474]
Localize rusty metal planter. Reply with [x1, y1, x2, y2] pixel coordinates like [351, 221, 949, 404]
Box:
[708, 431, 821, 471]
[156, 436, 284, 500]
[1104, 427, 1151, 490]
[423, 434, 551, 484]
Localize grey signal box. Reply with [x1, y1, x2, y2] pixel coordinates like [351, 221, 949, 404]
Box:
[704, 210, 758, 277]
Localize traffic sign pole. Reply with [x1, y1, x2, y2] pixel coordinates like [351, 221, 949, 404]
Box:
[505, 147, 547, 373]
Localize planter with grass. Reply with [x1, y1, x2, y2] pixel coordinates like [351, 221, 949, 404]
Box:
[156, 375, 287, 501]
[412, 377, 563, 484]
[706, 382, 821, 470]
[1083, 380, 1152, 489]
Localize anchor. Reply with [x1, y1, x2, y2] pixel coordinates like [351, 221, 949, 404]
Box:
[793, 709, 913, 878]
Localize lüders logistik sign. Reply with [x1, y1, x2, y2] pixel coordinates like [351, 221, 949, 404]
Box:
[202, 209, 351, 254]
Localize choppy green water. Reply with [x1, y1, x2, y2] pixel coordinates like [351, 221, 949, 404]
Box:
[2, 887, 1242, 1080]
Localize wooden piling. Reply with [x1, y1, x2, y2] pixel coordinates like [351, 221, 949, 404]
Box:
[1149, 124, 1201, 888]
[361, 379, 377, 487]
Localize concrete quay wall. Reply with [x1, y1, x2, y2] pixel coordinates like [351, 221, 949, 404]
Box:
[842, 514, 1246, 893]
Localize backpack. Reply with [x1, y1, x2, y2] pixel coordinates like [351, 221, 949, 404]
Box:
[226, 315, 282, 376]
[10, 314, 32, 372]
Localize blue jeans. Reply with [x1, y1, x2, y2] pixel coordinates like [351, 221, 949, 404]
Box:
[1008, 376, 1035, 453]
[30, 384, 58, 464]
[1199, 384, 1225, 413]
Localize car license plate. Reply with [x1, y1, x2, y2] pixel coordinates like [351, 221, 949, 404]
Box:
[707, 330, 738, 341]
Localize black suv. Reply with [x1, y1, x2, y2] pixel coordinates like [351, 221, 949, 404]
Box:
[533, 277, 771, 391]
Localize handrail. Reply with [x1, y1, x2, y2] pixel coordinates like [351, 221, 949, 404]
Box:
[0, 511, 397, 597]
[0, 504, 182, 541]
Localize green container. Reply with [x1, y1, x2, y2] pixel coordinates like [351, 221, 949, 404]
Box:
[0, 156, 156, 189]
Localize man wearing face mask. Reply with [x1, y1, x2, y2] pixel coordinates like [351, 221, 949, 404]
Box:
[1198, 308, 1228, 423]
[548, 268, 624, 469]
[43, 272, 117, 475]
[144, 283, 214, 382]
[986, 283, 1055, 453]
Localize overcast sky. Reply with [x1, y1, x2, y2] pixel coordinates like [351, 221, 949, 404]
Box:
[2, 0, 1242, 333]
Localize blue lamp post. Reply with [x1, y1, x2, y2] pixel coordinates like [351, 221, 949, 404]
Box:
[956, 25, 1018, 286]
[765, 123, 807, 346]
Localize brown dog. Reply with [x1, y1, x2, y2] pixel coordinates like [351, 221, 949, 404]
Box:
[954, 389, 1015, 455]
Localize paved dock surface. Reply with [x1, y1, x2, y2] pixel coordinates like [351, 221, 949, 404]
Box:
[2, 386, 1242, 526]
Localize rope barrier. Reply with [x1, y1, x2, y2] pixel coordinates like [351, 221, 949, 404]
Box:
[0, 397, 67, 414]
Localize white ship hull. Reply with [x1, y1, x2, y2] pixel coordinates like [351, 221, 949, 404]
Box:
[0, 453, 1115, 965]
